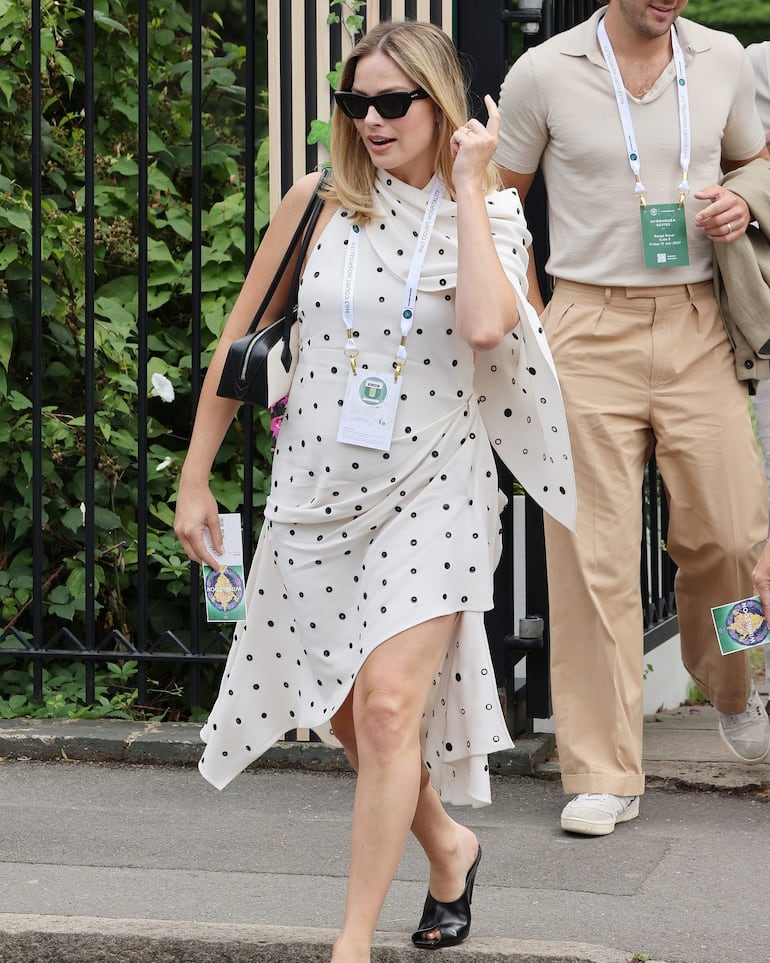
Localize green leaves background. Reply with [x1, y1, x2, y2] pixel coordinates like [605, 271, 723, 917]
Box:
[0, 0, 273, 648]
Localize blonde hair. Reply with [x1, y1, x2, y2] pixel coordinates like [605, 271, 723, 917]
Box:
[324, 20, 500, 221]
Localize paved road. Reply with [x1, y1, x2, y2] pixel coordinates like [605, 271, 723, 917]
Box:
[2, 757, 769, 962]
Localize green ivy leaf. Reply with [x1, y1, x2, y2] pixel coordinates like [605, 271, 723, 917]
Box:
[93, 506, 124, 531]
[0, 242, 18, 271]
[65, 565, 88, 600]
[307, 118, 330, 150]
[61, 506, 85, 533]
[93, 10, 131, 34]
[0, 316, 12, 369]
[0, 206, 30, 233]
[150, 501, 176, 526]
[109, 156, 139, 176]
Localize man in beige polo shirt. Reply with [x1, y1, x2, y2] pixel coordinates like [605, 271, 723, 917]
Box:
[496, 0, 770, 836]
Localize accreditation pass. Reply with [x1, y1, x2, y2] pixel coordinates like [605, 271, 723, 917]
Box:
[337, 369, 400, 452]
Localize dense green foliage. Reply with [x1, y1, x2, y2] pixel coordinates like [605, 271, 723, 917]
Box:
[685, 0, 770, 46]
[0, 0, 273, 653]
[0, 659, 146, 719]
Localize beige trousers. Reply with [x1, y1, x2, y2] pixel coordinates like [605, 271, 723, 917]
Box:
[542, 279, 768, 796]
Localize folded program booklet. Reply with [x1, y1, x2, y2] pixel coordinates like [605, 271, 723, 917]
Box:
[711, 595, 770, 655]
[201, 512, 247, 622]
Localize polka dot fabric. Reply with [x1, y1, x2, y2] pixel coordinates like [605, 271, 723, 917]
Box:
[199, 173, 576, 805]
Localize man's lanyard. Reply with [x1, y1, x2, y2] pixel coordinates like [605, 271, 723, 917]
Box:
[597, 15, 690, 208]
[341, 177, 444, 380]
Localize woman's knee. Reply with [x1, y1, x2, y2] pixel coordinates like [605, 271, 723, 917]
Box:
[354, 687, 417, 758]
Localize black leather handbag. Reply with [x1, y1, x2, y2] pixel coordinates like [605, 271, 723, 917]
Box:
[217, 170, 328, 408]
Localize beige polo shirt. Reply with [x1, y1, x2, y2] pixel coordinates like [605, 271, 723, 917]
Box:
[495, 9, 765, 286]
[747, 42, 770, 134]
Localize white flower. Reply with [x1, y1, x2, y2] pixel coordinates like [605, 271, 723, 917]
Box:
[80, 502, 86, 525]
[150, 372, 175, 403]
[156, 456, 173, 472]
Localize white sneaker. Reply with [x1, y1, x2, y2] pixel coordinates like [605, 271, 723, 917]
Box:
[560, 793, 640, 836]
[718, 685, 770, 765]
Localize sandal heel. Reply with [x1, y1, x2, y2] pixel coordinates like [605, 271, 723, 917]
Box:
[411, 845, 482, 950]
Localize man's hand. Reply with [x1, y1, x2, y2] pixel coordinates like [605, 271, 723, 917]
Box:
[693, 186, 750, 243]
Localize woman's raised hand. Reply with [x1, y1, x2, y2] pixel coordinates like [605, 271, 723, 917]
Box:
[449, 94, 499, 190]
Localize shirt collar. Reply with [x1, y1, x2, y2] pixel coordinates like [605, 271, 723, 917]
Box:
[559, 8, 711, 68]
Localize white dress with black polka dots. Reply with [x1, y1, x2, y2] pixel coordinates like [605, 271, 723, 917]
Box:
[199, 173, 576, 806]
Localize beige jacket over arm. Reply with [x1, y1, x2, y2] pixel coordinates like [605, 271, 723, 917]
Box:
[714, 158, 770, 388]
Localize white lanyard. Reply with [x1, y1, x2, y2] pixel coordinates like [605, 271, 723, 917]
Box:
[341, 177, 444, 380]
[597, 16, 690, 207]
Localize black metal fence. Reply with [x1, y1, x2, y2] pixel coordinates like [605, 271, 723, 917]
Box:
[1, 0, 677, 733]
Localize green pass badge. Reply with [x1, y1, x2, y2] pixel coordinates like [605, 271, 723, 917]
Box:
[640, 203, 690, 269]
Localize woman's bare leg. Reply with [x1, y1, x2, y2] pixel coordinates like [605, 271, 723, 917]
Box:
[334, 703, 478, 900]
[329, 615, 478, 962]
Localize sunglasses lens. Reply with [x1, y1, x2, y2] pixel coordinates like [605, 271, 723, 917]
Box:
[374, 93, 410, 119]
[335, 92, 367, 119]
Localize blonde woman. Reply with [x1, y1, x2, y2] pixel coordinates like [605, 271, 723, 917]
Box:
[175, 19, 574, 962]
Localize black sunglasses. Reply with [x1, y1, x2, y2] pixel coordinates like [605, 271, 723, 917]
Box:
[333, 88, 430, 120]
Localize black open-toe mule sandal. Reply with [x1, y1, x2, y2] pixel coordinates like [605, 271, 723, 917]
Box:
[411, 845, 482, 950]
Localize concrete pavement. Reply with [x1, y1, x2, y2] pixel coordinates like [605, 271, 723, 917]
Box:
[1, 704, 769, 963]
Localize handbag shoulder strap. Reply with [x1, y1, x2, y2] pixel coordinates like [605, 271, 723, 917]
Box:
[284, 169, 329, 315]
[245, 168, 330, 335]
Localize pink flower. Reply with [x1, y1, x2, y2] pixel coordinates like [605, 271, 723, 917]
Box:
[269, 395, 289, 440]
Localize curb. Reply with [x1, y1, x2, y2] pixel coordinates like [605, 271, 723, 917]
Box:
[0, 718, 555, 777]
[3, 717, 770, 796]
[0, 916, 672, 963]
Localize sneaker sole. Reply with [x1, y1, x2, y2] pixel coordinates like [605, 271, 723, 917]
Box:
[561, 797, 640, 836]
[718, 723, 770, 766]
